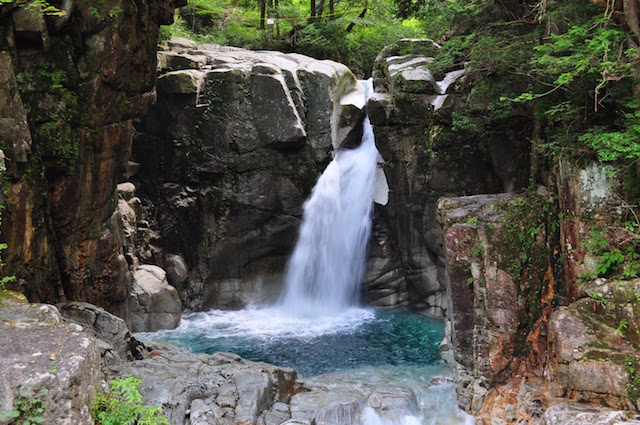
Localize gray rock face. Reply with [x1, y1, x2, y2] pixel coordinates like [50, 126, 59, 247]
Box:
[133, 41, 388, 311]
[105, 346, 297, 425]
[544, 403, 640, 425]
[131, 265, 182, 332]
[57, 301, 143, 364]
[0, 303, 101, 425]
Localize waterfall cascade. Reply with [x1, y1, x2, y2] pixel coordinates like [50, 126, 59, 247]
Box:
[277, 79, 379, 316]
[141, 79, 475, 425]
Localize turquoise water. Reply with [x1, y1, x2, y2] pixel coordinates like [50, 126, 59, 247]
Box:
[139, 307, 445, 377]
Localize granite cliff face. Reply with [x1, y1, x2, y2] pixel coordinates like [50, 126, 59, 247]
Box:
[132, 41, 388, 311]
[0, 0, 184, 324]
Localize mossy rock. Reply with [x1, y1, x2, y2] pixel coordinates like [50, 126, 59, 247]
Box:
[378, 38, 441, 60]
[0, 290, 28, 306]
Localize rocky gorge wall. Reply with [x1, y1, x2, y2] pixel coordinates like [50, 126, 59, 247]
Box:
[0, 0, 184, 325]
[3, 4, 640, 420]
[368, 38, 531, 317]
[366, 38, 640, 424]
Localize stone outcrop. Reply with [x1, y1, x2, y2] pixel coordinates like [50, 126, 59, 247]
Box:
[57, 301, 145, 364]
[106, 347, 298, 425]
[0, 296, 101, 425]
[437, 168, 640, 422]
[133, 42, 382, 311]
[0, 0, 184, 323]
[130, 265, 181, 332]
[368, 38, 531, 317]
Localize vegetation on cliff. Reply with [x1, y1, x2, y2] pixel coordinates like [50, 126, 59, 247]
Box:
[162, 0, 639, 205]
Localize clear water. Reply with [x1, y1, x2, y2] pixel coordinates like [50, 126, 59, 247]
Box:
[137, 307, 475, 424]
[139, 307, 444, 377]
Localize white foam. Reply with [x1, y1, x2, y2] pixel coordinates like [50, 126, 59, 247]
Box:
[277, 78, 379, 317]
[151, 306, 377, 340]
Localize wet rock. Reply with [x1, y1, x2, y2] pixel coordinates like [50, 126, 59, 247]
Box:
[130, 265, 181, 332]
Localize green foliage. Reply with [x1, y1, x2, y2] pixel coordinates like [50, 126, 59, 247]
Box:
[91, 377, 168, 425]
[159, 0, 422, 76]
[590, 291, 607, 306]
[497, 195, 556, 279]
[16, 67, 79, 174]
[470, 240, 485, 259]
[413, 0, 640, 191]
[0, 163, 15, 291]
[616, 318, 629, 337]
[0, 389, 48, 425]
[625, 356, 640, 401]
[582, 225, 640, 280]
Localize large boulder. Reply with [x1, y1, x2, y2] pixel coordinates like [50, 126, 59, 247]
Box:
[0, 301, 101, 425]
[57, 301, 144, 364]
[547, 279, 640, 410]
[105, 346, 297, 425]
[130, 265, 181, 332]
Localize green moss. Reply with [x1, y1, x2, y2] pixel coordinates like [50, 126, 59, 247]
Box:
[0, 290, 28, 306]
[625, 356, 640, 402]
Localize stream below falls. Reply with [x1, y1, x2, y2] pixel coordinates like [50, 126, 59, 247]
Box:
[139, 307, 475, 425]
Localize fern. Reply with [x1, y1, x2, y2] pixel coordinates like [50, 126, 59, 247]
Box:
[91, 377, 168, 425]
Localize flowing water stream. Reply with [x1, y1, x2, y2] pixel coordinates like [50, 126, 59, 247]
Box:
[141, 79, 474, 424]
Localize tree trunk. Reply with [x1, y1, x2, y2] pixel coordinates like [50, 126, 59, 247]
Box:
[275, 0, 280, 39]
[260, 0, 266, 30]
[317, 0, 325, 20]
[268, 0, 274, 42]
[623, 0, 640, 94]
[310, 0, 316, 22]
[346, 0, 367, 32]
[329, 0, 334, 19]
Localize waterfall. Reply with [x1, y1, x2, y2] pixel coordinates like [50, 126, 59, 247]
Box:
[277, 79, 378, 317]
